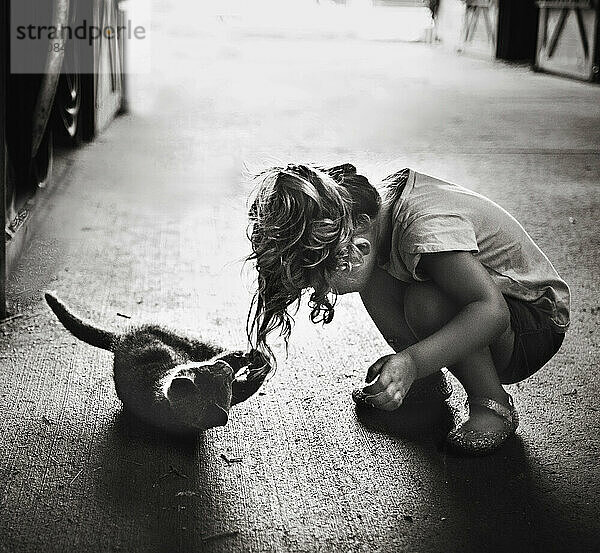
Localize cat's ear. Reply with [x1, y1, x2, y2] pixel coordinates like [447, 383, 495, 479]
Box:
[202, 403, 228, 428]
[213, 359, 233, 376]
[167, 377, 197, 401]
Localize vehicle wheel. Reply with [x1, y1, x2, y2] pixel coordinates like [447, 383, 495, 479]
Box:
[31, 128, 53, 190]
[53, 65, 83, 145]
[52, 0, 91, 144]
[7, 74, 55, 199]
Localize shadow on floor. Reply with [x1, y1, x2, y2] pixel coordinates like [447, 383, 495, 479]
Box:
[356, 401, 598, 552]
[354, 398, 457, 447]
[92, 411, 228, 552]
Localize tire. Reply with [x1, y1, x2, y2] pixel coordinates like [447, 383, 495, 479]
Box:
[53, 58, 83, 145]
[7, 74, 54, 202]
[52, 0, 95, 144]
[31, 129, 53, 190]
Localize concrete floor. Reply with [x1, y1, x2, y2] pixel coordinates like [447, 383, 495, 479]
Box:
[1, 2, 600, 552]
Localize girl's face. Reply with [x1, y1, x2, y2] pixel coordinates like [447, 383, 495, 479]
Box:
[329, 236, 378, 295]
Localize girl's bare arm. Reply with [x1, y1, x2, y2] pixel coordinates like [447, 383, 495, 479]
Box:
[403, 250, 510, 377]
[363, 251, 510, 406]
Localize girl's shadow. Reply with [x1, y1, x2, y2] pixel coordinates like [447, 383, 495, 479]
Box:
[356, 400, 596, 552]
[355, 398, 456, 447]
[438, 435, 596, 552]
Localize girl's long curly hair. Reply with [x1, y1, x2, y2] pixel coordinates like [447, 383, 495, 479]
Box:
[246, 163, 381, 359]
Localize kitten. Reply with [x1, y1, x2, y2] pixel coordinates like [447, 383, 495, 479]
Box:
[45, 292, 270, 434]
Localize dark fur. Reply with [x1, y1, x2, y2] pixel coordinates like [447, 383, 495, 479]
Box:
[45, 292, 270, 434]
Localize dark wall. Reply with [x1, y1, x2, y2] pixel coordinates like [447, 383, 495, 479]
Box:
[497, 0, 539, 61]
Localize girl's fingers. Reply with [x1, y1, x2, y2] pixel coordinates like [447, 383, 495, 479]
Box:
[362, 389, 389, 407]
[363, 371, 391, 395]
[377, 390, 405, 411]
[365, 355, 391, 384]
[364, 383, 399, 408]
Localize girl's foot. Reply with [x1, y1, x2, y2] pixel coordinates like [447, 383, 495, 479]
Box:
[446, 394, 518, 455]
[457, 392, 510, 434]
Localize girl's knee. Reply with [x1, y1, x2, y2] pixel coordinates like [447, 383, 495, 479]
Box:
[404, 283, 458, 339]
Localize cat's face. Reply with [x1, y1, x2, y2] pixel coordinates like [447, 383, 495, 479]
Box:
[161, 360, 234, 430]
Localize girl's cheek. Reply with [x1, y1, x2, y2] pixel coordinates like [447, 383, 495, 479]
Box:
[330, 272, 360, 295]
[329, 274, 350, 294]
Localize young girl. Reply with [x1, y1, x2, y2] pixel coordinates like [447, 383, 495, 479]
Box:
[246, 163, 569, 455]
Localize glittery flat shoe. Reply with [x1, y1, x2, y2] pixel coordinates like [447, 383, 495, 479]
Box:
[352, 370, 453, 408]
[446, 394, 519, 455]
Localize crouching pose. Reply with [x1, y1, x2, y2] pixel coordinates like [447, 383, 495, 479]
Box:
[246, 164, 569, 454]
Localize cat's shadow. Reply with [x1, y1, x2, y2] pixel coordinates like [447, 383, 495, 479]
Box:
[92, 410, 218, 550]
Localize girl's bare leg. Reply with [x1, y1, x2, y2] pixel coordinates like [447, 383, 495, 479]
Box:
[361, 268, 515, 433]
[360, 268, 442, 388]
[360, 267, 417, 353]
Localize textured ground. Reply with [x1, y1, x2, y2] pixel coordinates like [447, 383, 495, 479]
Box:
[1, 2, 599, 552]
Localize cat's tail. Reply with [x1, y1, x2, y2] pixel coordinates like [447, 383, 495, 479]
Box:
[44, 291, 117, 351]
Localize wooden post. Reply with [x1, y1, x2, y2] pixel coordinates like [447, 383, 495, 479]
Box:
[0, 0, 8, 318]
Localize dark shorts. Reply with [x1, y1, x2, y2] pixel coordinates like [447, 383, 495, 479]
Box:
[499, 295, 565, 385]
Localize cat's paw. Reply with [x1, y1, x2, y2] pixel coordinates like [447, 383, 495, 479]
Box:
[228, 350, 271, 405]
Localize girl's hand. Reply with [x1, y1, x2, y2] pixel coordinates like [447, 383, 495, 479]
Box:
[361, 351, 418, 411]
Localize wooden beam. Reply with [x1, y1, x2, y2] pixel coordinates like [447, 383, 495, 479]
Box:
[574, 8, 589, 59]
[465, 7, 481, 42]
[547, 8, 569, 58]
[482, 5, 496, 45]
